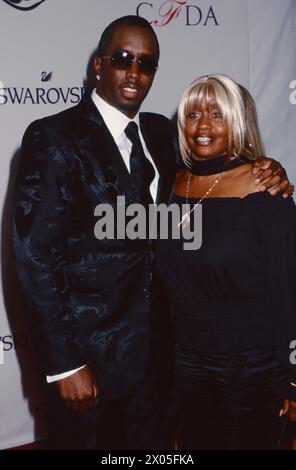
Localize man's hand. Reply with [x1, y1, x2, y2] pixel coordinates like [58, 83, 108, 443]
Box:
[252, 156, 294, 198]
[279, 399, 296, 421]
[57, 365, 99, 412]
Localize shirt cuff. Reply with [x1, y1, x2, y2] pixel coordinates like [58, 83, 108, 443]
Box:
[46, 365, 86, 383]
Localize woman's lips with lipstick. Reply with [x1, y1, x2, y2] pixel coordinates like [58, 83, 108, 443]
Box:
[195, 136, 213, 145]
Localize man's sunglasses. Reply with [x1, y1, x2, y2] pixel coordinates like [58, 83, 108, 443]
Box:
[102, 50, 158, 75]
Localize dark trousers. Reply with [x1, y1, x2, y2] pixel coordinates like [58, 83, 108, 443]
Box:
[175, 345, 288, 450]
[46, 377, 176, 450]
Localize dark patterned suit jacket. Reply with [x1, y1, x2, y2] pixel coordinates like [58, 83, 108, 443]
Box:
[13, 95, 178, 400]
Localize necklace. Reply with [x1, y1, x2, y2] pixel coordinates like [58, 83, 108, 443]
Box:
[177, 154, 250, 229]
[177, 170, 224, 228]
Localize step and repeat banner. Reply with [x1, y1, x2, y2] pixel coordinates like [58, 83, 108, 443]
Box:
[0, 0, 295, 449]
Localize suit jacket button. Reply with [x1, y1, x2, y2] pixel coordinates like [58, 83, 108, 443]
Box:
[141, 288, 150, 299]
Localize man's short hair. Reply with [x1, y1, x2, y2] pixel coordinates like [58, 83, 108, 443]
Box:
[97, 15, 160, 59]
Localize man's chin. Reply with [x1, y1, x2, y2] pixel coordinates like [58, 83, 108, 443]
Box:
[119, 101, 142, 118]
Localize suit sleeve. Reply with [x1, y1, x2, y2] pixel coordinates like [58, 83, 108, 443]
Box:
[259, 196, 296, 401]
[13, 119, 85, 375]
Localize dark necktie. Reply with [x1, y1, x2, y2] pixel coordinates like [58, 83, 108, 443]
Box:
[124, 121, 155, 206]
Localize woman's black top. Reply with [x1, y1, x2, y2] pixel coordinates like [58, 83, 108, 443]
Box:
[155, 191, 296, 398]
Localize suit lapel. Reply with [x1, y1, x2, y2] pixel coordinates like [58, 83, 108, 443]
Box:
[71, 97, 174, 206]
[73, 96, 138, 203]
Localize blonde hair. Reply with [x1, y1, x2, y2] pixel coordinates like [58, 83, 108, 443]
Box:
[239, 84, 265, 159]
[177, 74, 263, 166]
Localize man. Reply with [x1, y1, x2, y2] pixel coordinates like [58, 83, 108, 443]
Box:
[13, 15, 292, 450]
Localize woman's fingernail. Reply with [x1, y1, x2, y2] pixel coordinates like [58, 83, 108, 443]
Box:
[255, 178, 261, 184]
[279, 409, 283, 417]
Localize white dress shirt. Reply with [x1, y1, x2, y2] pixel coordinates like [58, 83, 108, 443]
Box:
[47, 90, 159, 383]
[91, 89, 159, 201]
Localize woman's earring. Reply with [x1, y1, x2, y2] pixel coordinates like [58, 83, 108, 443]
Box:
[96, 75, 101, 81]
[234, 150, 246, 162]
[231, 150, 244, 162]
[230, 150, 238, 160]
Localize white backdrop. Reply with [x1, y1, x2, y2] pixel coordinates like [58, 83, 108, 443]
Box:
[0, 0, 295, 449]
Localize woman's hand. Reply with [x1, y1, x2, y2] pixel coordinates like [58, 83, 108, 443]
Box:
[252, 156, 294, 198]
[279, 399, 296, 421]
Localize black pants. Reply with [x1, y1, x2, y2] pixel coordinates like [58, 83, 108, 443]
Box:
[175, 345, 288, 450]
[46, 377, 176, 450]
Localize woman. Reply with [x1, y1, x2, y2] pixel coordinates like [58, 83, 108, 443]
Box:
[156, 74, 296, 449]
